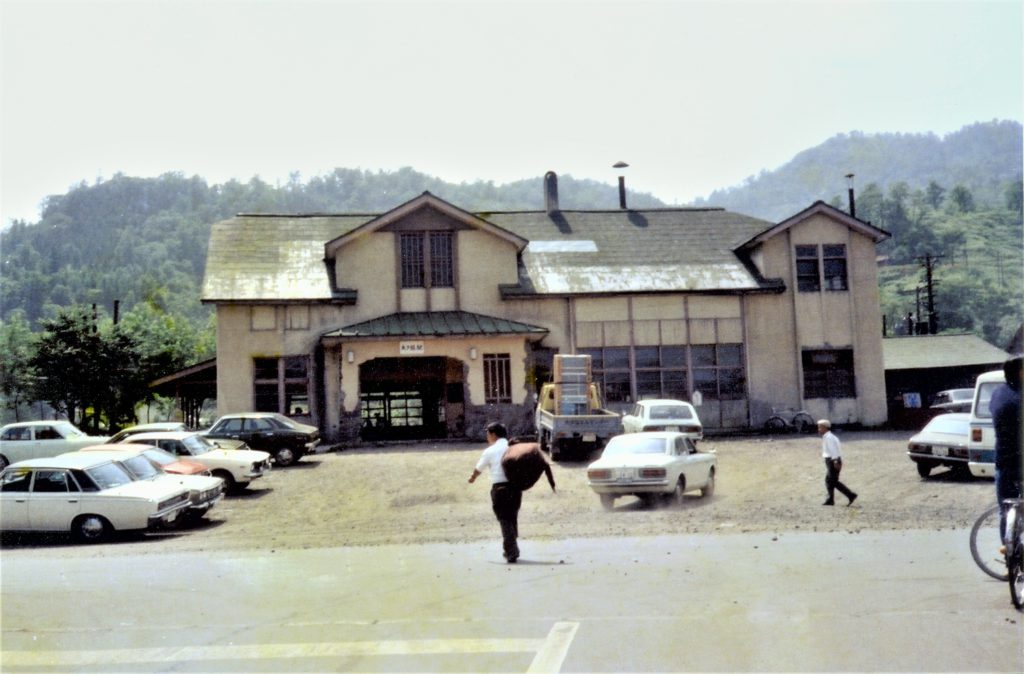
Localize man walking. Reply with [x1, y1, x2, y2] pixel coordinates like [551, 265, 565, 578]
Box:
[818, 419, 857, 506]
[468, 422, 522, 563]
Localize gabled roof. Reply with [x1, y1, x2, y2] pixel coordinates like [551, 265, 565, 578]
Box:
[324, 192, 528, 256]
[321, 311, 548, 340]
[883, 334, 1009, 371]
[738, 201, 891, 250]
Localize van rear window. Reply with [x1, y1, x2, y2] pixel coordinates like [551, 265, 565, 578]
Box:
[974, 382, 1000, 419]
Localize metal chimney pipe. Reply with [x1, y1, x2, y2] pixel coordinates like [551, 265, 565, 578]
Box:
[845, 173, 856, 218]
[544, 171, 559, 214]
[614, 161, 629, 209]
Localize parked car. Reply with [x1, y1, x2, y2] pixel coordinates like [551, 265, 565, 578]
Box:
[586, 431, 717, 510]
[621, 399, 703, 438]
[929, 388, 975, 414]
[203, 413, 319, 466]
[907, 413, 971, 478]
[71, 445, 224, 521]
[119, 431, 272, 492]
[0, 421, 110, 470]
[111, 423, 248, 450]
[0, 454, 191, 541]
[967, 369, 1004, 478]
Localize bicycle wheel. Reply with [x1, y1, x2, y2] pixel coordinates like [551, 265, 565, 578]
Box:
[1010, 548, 1024, 609]
[793, 412, 816, 433]
[970, 504, 1009, 581]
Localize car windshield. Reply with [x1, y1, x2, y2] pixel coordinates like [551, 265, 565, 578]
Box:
[924, 416, 969, 435]
[951, 390, 973, 401]
[54, 422, 85, 438]
[142, 448, 178, 466]
[181, 435, 213, 455]
[84, 461, 134, 489]
[603, 437, 666, 456]
[649, 405, 692, 420]
[120, 455, 161, 479]
[269, 413, 297, 429]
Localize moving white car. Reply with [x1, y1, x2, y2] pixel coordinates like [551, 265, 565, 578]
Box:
[71, 446, 224, 521]
[119, 431, 272, 492]
[586, 431, 716, 510]
[0, 421, 110, 470]
[621, 399, 703, 438]
[0, 454, 191, 542]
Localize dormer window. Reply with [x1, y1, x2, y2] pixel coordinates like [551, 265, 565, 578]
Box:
[796, 244, 848, 292]
[400, 231, 454, 288]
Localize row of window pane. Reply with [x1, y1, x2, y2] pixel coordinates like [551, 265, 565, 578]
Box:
[400, 232, 454, 289]
[579, 344, 746, 403]
[253, 356, 310, 415]
[796, 244, 848, 292]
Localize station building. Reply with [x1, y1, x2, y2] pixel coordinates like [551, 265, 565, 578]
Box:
[200, 173, 891, 442]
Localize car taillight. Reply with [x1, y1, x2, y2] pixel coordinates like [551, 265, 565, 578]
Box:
[971, 428, 982, 442]
[588, 469, 611, 480]
[640, 468, 666, 478]
[683, 425, 700, 433]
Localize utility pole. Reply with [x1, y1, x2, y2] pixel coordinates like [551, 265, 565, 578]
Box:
[916, 252, 944, 335]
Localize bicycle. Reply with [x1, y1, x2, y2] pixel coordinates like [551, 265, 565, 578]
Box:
[970, 503, 1008, 581]
[1004, 498, 1023, 609]
[764, 408, 816, 434]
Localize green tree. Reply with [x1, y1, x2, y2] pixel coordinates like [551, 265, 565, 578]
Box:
[30, 307, 107, 431]
[1006, 178, 1023, 215]
[948, 184, 976, 213]
[925, 181, 946, 209]
[0, 311, 37, 421]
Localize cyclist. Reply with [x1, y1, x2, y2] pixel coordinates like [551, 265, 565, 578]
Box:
[993, 355, 1023, 544]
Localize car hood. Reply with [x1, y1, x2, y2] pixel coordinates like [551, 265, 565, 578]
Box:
[102, 481, 188, 500]
[589, 454, 675, 469]
[207, 448, 272, 463]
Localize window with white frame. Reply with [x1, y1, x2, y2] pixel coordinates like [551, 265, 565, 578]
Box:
[483, 353, 512, 404]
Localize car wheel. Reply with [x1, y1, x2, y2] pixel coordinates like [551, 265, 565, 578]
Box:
[599, 494, 615, 511]
[73, 515, 111, 543]
[672, 477, 687, 506]
[916, 461, 933, 478]
[213, 470, 239, 493]
[700, 468, 715, 498]
[274, 447, 297, 467]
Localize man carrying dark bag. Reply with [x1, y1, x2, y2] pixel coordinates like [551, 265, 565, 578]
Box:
[469, 424, 555, 564]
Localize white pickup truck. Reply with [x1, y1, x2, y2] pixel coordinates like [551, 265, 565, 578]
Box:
[535, 382, 623, 461]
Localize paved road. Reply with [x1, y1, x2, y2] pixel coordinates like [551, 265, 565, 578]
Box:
[1, 529, 1021, 673]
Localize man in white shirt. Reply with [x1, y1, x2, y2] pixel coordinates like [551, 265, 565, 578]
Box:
[468, 422, 521, 563]
[818, 419, 858, 506]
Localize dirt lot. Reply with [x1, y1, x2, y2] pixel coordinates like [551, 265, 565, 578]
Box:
[0, 430, 998, 556]
[88, 428, 994, 555]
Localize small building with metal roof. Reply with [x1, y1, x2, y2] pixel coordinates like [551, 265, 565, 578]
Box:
[201, 175, 892, 442]
[883, 333, 1010, 428]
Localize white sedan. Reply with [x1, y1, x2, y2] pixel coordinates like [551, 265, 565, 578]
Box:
[0, 421, 110, 469]
[122, 432, 272, 492]
[586, 432, 716, 510]
[621, 399, 703, 439]
[0, 454, 192, 542]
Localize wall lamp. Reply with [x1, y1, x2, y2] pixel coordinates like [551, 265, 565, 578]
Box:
[347, 350, 355, 363]
[469, 347, 478, 360]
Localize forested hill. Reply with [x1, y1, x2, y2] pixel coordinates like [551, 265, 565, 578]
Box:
[0, 120, 1021, 350]
[693, 120, 1022, 221]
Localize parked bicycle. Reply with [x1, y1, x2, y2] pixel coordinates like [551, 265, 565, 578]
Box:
[763, 408, 816, 434]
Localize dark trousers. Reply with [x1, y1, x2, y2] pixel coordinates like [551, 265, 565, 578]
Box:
[490, 483, 522, 559]
[825, 458, 855, 502]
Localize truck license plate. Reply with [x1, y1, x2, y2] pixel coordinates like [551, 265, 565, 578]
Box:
[583, 433, 597, 442]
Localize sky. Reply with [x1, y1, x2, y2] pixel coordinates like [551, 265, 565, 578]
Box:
[1, 0, 1021, 225]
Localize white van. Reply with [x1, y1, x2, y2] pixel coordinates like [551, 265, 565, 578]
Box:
[967, 369, 1005, 478]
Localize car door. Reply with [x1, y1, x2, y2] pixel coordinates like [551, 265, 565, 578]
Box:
[675, 436, 710, 486]
[242, 418, 277, 450]
[27, 469, 82, 531]
[0, 467, 34, 530]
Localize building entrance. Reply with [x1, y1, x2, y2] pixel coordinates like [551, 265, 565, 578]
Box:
[358, 356, 466, 440]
